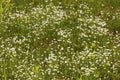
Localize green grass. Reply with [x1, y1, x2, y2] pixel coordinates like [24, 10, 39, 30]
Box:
[0, 0, 120, 80]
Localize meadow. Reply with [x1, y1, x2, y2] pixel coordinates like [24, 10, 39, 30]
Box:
[0, 0, 120, 80]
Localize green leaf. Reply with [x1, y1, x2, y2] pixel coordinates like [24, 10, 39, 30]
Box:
[0, 5, 3, 18]
[0, 2, 3, 13]
[0, 7, 3, 13]
[91, 43, 96, 47]
[94, 71, 100, 78]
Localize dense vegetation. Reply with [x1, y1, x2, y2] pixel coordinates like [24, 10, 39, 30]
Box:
[0, 0, 120, 80]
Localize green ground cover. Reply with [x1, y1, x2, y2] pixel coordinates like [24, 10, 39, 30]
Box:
[0, 0, 120, 80]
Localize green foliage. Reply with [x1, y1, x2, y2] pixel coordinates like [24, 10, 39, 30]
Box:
[0, 0, 120, 80]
